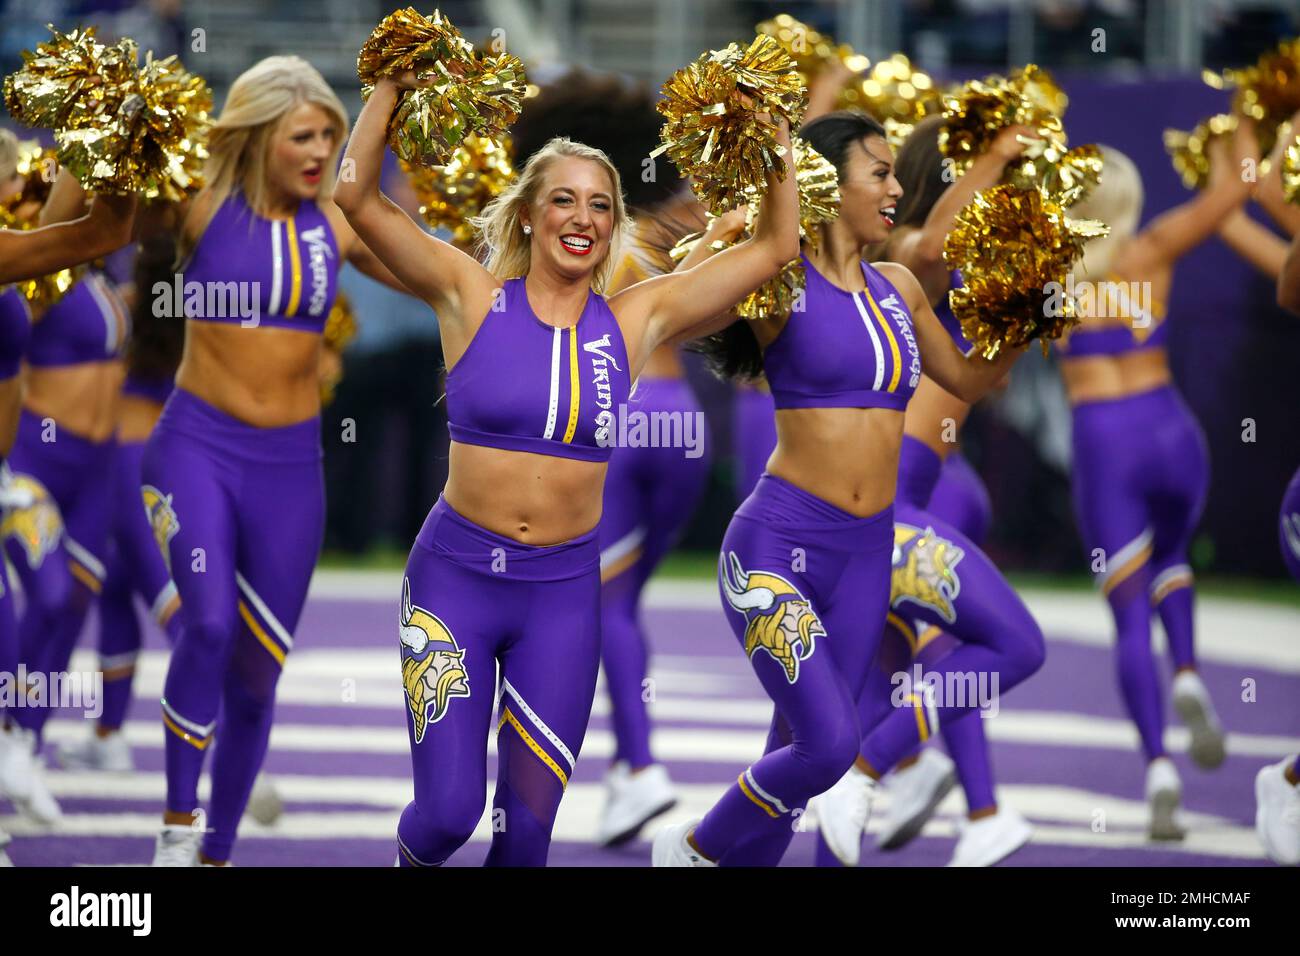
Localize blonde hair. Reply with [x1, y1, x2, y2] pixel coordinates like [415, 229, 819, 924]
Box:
[472, 137, 631, 293]
[183, 56, 348, 252]
[1069, 145, 1143, 281]
[0, 129, 18, 182]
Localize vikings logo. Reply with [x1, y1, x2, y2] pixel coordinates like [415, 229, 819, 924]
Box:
[891, 523, 964, 624]
[399, 578, 470, 744]
[141, 485, 180, 572]
[0, 473, 63, 569]
[720, 552, 825, 683]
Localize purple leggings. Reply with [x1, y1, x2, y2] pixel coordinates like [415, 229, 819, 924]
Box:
[396, 496, 601, 868]
[97, 438, 180, 730]
[1071, 385, 1208, 762]
[141, 387, 324, 863]
[692, 474, 894, 866]
[2, 410, 114, 739]
[598, 377, 710, 770]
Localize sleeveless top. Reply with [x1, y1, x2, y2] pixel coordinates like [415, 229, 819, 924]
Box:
[764, 254, 922, 411]
[1055, 275, 1168, 359]
[445, 277, 632, 462]
[25, 271, 129, 367]
[181, 191, 339, 333]
[0, 287, 33, 379]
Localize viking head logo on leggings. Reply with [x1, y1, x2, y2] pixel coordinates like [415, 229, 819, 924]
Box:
[721, 553, 825, 684]
[399, 579, 470, 743]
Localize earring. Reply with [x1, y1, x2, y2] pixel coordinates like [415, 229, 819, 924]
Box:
[523, 224, 532, 235]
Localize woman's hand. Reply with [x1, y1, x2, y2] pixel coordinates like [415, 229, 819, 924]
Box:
[991, 124, 1037, 163]
[704, 206, 749, 244]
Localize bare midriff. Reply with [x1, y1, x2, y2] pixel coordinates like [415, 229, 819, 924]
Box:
[766, 405, 905, 517]
[23, 361, 125, 443]
[117, 392, 166, 443]
[444, 441, 608, 545]
[1060, 347, 1172, 405]
[175, 321, 321, 427]
[0, 376, 22, 458]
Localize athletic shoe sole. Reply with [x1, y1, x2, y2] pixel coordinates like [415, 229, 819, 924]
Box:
[1148, 789, 1185, 841]
[878, 768, 958, 851]
[600, 797, 678, 848]
[1173, 692, 1226, 770]
[954, 819, 1034, 867]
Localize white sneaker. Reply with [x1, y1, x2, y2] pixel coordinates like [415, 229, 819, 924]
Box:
[948, 807, 1033, 866]
[0, 726, 62, 824]
[598, 762, 677, 846]
[57, 730, 134, 773]
[0, 827, 12, 866]
[808, 766, 877, 867]
[1146, 756, 1186, 841]
[876, 750, 957, 850]
[651, 819, 716, 867]
[245, 773, 284, 826]
[1254, 757, 1300, 865]
[151, 825, 201, 866]
[1172, 671, 1226, 770]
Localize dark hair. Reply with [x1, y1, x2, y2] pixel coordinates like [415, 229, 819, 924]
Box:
[508, 68, 684, 212]
[690, 110, 890, 381]
[127, 232, 185, 382]
[892, 114, 946, 230]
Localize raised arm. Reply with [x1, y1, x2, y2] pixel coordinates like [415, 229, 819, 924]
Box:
[1218, 208, 1289, 279]
[877, 260, 1020, 403]
[333, 76, 496, 328]
[611, 118, 801, 372]
[0, 192, 137, 284]
[1253, 113, 1300, 238]
[36, 168, 89, 227]
[1126, 119, 1257, 274]
[887, 125, 1033, 289]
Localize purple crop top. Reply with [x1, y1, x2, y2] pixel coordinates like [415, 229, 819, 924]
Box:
[445, 277, 632, 463]
[764, 254, 922, 412]
[1055, 276, 1168, 359]
[26, 271, 129, 368]
[0, 287, 32, 379]
[182, 191, 339, 333]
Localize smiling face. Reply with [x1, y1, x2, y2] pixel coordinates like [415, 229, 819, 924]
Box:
[519, 155, 616, 281]
[835, 134, 904, 247]
[265, 101, 339, 209]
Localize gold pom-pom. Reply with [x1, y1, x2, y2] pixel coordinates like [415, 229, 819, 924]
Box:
[401, 133, 515, 248]
[323, 291, 357, 353]
[2, 26, 136, 131]
[1204, 38, 1300, 153]
[1282, 134, 1300, 203]
[0, 140, 81, 310]
[3, 27, 212, 196]
[1163, 113, 1237, 190]
[846, 53, 945, 146]
[943, 184, 1108, 358]
[652, 35, 808, 213]
[670, 138, 838, 320]
[755, 13, 871, 106]
[357, 8, 524, 165]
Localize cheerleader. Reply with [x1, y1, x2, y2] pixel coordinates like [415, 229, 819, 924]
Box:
[655, 111, 1040, 867]
[336, 66, 798, 866]
[0, 165, 133, 825]
[56, 233, 182, 773]
[1055, 121, 1257, 839]
[144, 55, 411, 866]
[813, 115, 1038, 866]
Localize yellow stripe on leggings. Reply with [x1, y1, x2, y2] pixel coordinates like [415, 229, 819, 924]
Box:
[239, 600, 287, 667]
[68, 560, 102, 594]
[163, 713, 210, 751]
[737, 772, 779, 818]
[886, 612, 917, 653]
[905, 693, 931, 742]
[499, 707, 569, 788]
[1102, 543, 1153, 597]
